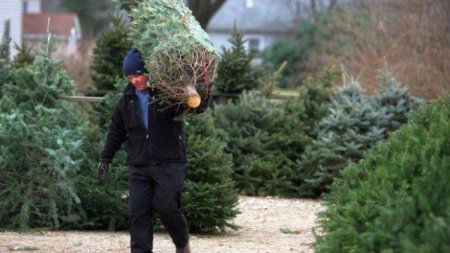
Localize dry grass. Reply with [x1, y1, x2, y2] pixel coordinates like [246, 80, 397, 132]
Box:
[307, 0, 450, 98]
[55, 40, 96, 91]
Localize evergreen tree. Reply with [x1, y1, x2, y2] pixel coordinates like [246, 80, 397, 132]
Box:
[214, 24, 262, 94]
[184, 113, 240, 233]
[71, 78, 130, 231]
[91, 13, 132, 91]
[316, 95, 449, 253]
[372, 70, 424, 133]
[214, 91, 296, 196]
[0, 19, 11, 96]
[0, 33, 88, 230]
[212, 68, 336, 197]
[298, 79, 385, 197]
[12, 42, 35, 68]
[297, 71, 423, 197]
[0, 19, 10, 61]
[279, 66, 337, 161]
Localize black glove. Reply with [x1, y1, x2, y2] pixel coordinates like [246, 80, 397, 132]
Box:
[97, 162, 110, 182]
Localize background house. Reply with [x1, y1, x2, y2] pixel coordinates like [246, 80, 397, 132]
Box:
[0, 0, 82, 58]
[207, 0, 304, 55]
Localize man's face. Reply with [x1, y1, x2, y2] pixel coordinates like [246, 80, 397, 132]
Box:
[128, 74, 149, 91]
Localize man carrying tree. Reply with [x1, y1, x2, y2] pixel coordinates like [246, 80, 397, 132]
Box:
[97, 48, 209, 253]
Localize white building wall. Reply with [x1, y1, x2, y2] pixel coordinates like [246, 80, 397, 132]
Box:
[209, 32, 280, 55]
[25, 0, 42, 13]
[0, 0, 23, 58]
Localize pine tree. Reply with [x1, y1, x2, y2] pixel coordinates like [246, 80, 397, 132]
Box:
[298, 79, 385, 197]
[214, 24, 261, 94]
[0, 19, 11, 96]
[214, 91, 297, 196]
[0, 19, 10, 61]
[73, 79, 130, 231]
[279, 66, 337, 159]
[316, 95, 448, 253]
[91, 12, 132, 91]
[12, 42, 35, 68]
[183, 113, 240, 233]
[0, 32, 88, 230]
[372, 70, 424, 133]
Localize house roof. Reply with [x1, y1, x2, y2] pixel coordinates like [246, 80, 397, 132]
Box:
[22, 12, 78, 35]
[207, 0, 302, 34]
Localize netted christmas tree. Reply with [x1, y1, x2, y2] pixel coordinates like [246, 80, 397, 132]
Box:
[183, 113, 239, 233]
[214, 24, 262, 94]
[91, 13, 132, 91]
[0, 32, 88, 230]
[316, 95, 448, 253]
[297, 78, 385, 197]
[112, 0, 218, 109]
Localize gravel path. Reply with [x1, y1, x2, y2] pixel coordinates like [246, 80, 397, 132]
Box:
[0, 196, 324, 253]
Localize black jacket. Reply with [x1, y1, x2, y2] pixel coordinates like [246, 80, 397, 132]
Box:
[100, 84, 209, 166]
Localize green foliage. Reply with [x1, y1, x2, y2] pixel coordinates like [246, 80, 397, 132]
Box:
[184, 113, 239, 233]
[0, 34, 88, 230]
[214, 25, 262, 93]
[61, 0, 112, 33]
[298, 80, 385, 197]
[91, 13, 132, 90]
[115, 0, 217, 107]
[214, 91, 296, 196]
[0, 19, 11, 96]
[0, 19, 10, 61]
[1, 38, 74, 109]
[262, 20, 323, 87]
[372, 70, 425, 132]
[73, 80, 130, 230]
[12, 43, 35, 68]
[298, 71, 423, 197]
[213, 68, 336, 197]
[316, 95, 449, 253]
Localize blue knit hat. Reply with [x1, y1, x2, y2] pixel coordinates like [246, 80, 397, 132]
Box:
[123, 48, 148, 76]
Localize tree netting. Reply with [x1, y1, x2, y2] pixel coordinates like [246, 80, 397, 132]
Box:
[112, 0, 218, 108]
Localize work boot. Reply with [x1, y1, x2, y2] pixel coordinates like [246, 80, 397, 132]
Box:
[176, 241, 191, 253]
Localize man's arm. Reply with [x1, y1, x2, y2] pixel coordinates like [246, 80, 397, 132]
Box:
[100, 97, 127, 163]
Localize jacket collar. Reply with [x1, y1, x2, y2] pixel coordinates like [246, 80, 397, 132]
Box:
[123, 83, 135, 96]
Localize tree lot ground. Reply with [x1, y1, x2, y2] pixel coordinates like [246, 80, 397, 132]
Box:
[0, 196, 324, 253]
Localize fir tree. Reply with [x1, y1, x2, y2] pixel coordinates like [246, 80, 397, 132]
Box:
[279, 66, 337, 159]
[214, 91, 296, 196]
[372, 70, 424, 133]
[0, 19, 10, 61]
[214, 24, 262, 94]
[298, 79, 385, 197]
[0, 19, 11, 96]
[184, 113, 240, 233]
[73, 79, 130, 231]
[0, 32, 88, 230]
[91, 13, 132, 91]
[316, 95, 449, 253]
[12, 42, 35, 68]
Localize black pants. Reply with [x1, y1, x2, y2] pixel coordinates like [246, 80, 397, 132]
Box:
[128, 162, 189, 253]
